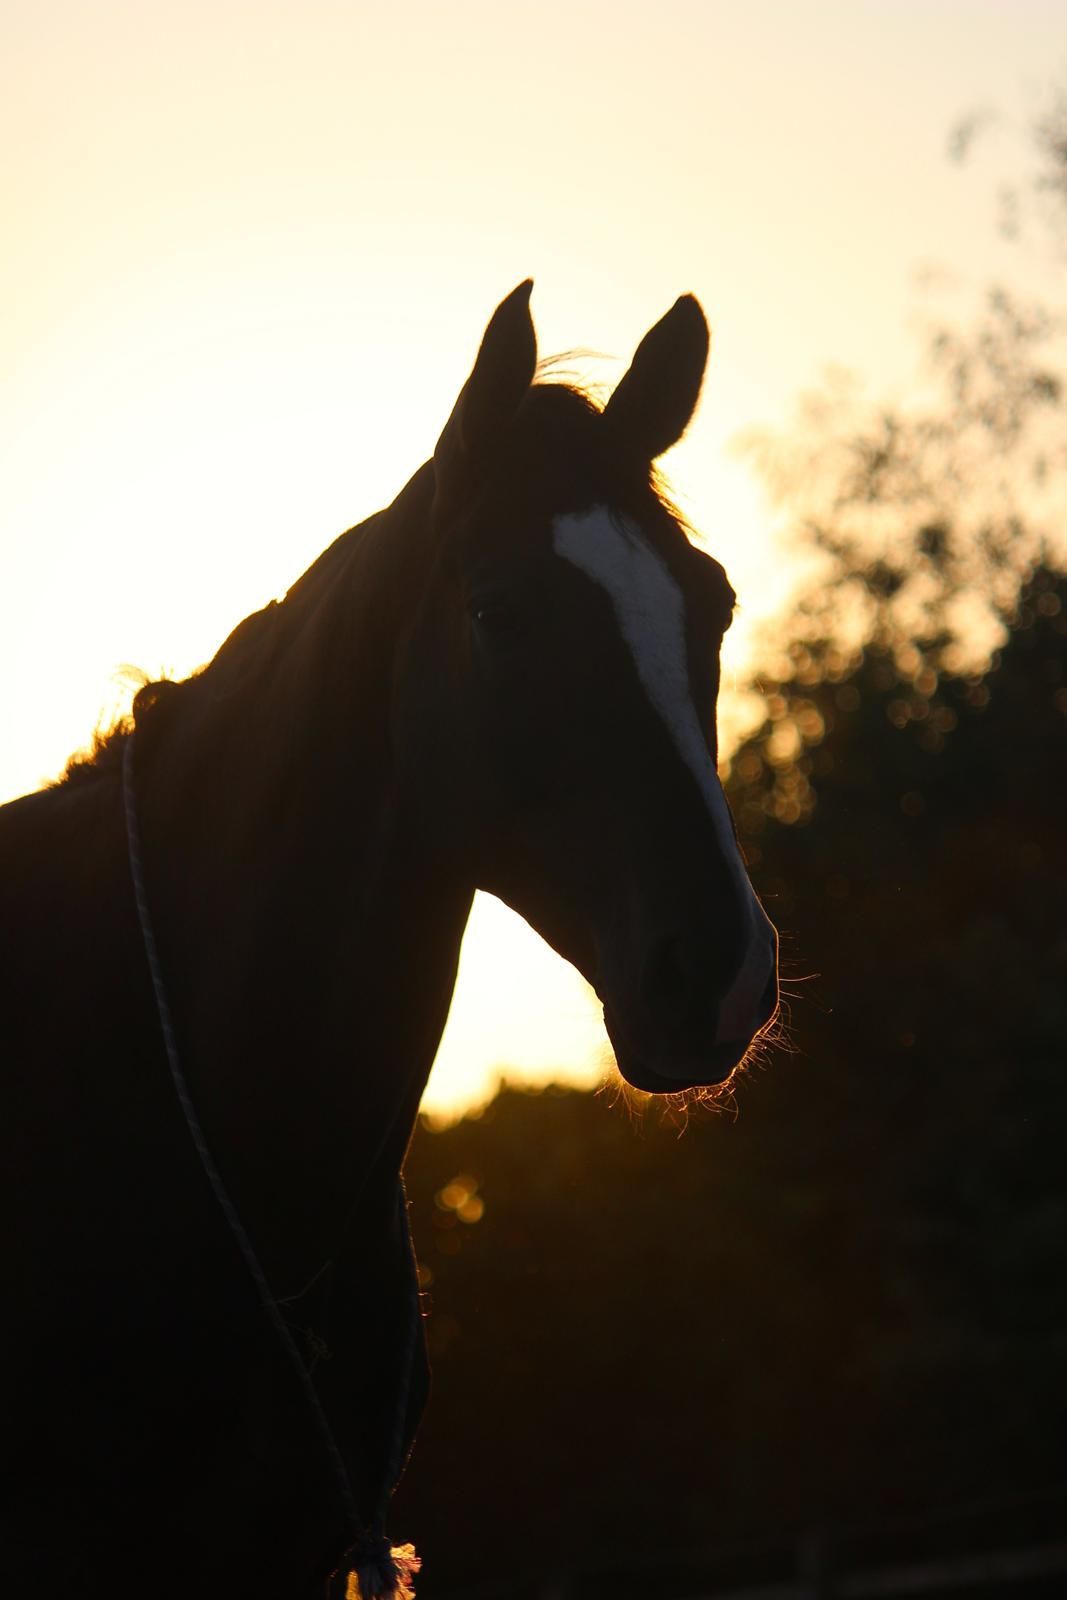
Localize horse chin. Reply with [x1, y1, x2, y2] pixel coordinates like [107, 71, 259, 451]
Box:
[603, 1009, 747, 1095]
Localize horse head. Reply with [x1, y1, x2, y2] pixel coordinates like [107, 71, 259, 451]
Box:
[393, 283, 778, 1094]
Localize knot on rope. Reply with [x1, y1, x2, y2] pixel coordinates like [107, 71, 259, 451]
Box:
[345, 1537, 421, 1600]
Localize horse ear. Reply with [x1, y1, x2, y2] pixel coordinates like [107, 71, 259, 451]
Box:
[602, 295, 710, 461]
[434, 280, 537, 497]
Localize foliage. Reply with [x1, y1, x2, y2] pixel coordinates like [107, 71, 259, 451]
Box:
[732, 87, 1067, 827]
[742, 285, 1065, 686]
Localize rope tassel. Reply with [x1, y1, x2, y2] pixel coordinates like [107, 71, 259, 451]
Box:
[346, 1539, 421, 1600]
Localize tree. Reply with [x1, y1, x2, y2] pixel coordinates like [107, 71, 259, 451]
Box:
[734, 88, 1066, 830]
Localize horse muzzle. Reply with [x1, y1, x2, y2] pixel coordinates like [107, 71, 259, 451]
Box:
[601, 915, 779, 1092]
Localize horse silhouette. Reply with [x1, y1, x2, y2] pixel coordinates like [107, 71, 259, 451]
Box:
[0, 283, 777, 1596]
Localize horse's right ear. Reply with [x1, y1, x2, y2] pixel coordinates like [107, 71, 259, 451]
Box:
[434, 281, 537, 504]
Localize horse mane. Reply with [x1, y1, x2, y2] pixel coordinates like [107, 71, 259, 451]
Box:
[54, 599, 288, 788]
[53, 523, 355, 796]
[57, 717, 136, 786]
[53, 379, 692, 790]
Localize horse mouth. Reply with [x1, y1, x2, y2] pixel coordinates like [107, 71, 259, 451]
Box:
[602, 1006, 748, 1094]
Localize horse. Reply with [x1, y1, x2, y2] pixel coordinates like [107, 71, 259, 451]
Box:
[0, 282, 778, 1597]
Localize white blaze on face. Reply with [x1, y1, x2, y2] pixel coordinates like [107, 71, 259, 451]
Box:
[552, 506, 774, 1045]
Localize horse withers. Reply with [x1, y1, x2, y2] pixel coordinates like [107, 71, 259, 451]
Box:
[0, 283, 777, 1596]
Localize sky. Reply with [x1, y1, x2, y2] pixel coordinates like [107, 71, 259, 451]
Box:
[3, 0, 1064, 1116]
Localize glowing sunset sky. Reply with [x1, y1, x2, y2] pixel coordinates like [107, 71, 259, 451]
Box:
[2, 0, 1063, 1114]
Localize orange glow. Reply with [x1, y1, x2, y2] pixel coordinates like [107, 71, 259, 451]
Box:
[435, 1176, 486, 1225]
[3, 1, 1059, 1119]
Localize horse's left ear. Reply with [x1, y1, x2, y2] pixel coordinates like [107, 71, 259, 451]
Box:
[434, 281, 537, 500]
[602, 295, 710, 461]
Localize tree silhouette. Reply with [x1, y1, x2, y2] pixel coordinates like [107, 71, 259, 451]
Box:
[732, 86, 1066, 831]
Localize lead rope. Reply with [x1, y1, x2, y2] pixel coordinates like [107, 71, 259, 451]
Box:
[121, 734, 421, 1600]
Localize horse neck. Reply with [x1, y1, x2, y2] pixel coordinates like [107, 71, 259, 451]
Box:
[134, 464, 470, 1282]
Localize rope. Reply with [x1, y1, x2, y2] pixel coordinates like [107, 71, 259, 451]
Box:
[378, 1186, 423, 1529]
[121, 733, 420, 1595]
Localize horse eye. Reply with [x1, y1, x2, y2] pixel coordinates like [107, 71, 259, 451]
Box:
[471, 597, 520, 636]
